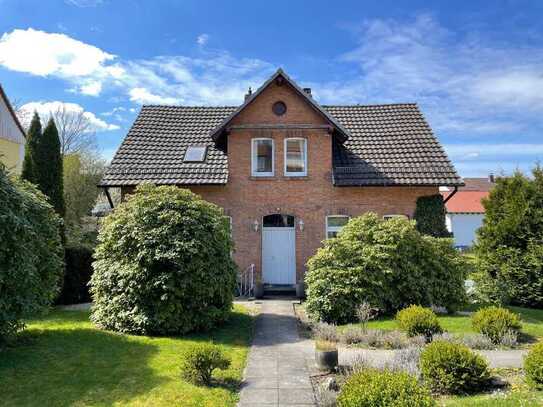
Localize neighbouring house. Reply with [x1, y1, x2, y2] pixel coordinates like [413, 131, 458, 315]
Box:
[442, 176, 496, 248]
[100, 69, 463, 296]
[0, 84, 26, 174]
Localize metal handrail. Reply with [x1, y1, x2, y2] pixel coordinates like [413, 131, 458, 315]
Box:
[237, 263, 255, 298]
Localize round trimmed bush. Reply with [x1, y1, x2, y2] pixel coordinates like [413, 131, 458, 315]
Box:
[90, 184, 237, 335]
[337, 369, 435, 407]
[396, 305, 443, 338]
[420, 340, 490, 394]
[305, 213, 467, 323]
[524, 342, 543, 389]
[0, 164, 63, 343]
[180, 343, 231, 385]
[472, 306, 522, 344]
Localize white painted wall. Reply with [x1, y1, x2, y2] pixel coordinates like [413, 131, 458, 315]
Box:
[446, 213, 485, 247]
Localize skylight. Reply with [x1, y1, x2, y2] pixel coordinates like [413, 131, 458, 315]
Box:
[184, 146, 207, 162]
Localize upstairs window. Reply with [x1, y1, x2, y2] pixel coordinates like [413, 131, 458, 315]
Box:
[184, 146, 207, 162]
[251, 138, 274, 176]
[326, 215, 349, 238]
[284, 138, 307, 176]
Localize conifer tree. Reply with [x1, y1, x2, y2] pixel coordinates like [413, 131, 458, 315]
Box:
[36, 118, 65, 217]
[21, 111, 42, 183]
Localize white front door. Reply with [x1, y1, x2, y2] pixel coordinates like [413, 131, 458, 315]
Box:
[262, 227, 296, 285]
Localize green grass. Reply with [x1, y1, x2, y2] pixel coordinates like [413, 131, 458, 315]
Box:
[345, 306, 543, 341]
[0, 305, 254, 407]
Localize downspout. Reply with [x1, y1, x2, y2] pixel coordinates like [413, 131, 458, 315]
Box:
[102, 186, 114, 209]
[443, 186, 458, 204]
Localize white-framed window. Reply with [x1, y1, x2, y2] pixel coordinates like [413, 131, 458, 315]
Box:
[226, 216, 233, 237]
[326, 215, 350, 239]
[284, 138, 307, 176]
[251, 138, 274, 176]
[383, 214, 409, 220]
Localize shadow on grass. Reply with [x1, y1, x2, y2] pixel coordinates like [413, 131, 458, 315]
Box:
[0, 326, 162, 407]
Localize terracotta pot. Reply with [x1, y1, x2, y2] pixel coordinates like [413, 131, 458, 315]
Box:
[315, 348, 338, 371]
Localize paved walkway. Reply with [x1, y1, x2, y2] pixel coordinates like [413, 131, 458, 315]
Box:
[238, 300, 316, 407]
[340, 347, 527, 369]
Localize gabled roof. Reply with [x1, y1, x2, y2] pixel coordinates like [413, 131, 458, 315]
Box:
[209, 68, 351, 143]
[100, 103, 463, 187]
[0, 83, 26, 141]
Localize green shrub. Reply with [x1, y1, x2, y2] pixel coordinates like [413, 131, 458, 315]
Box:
[305, 213, 467, 323]
[472, 306, 522, 344]
[90, 184, 237, 335]
[337, 369, 435, 407]
[524, 342, 543, 389]
[0, 164, 63, 343]
[474, 168, 543, 308]
[56, 245, 94, 305]
[180, 343, 231, 385]
[414, 194, 451, 237]
[420, 340, 490, 394]
[396, 305, 443, 339]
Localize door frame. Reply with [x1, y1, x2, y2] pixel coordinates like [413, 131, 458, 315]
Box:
[261, 214, 297, 285]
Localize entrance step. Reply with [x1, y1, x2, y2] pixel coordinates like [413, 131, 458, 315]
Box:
[263, 284, 297, 297]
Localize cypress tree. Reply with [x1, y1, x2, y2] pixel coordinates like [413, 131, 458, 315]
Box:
[35, 118, 65, 217]
[21, 111, 42, 183]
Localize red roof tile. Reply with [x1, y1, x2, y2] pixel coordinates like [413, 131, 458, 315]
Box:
[442, 191, 488, 213]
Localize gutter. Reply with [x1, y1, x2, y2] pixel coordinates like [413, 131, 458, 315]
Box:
[443, 186, 458, 204]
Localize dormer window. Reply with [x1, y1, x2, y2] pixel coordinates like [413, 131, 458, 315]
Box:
[184, 146, 207, 162]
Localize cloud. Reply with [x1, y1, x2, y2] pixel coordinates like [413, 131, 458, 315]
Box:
[20, 101, 119, 131]
[311, 14, 543, 138]
[197, 33, 209, 46]
[65, 0, 103, 7]
[0, 28, 115, 78]
[0, 28, 272, 104]
[128, 88, 180, 105]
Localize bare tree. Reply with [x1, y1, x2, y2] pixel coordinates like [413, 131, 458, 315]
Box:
[52, 104, 98, 156]
[10, 98, 31, 131]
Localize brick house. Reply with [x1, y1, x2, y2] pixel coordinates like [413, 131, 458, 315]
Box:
[100, 69, 463, 296]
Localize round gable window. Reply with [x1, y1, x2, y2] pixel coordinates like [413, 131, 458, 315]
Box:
[272, 101, 287, 116]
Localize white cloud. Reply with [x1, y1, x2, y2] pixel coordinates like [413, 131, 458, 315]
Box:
[197, 34, 209, 46]
[65, 0, 103, 7]
[129, 88, 180, 105]
[0, 28, 115, 78]
[20, 101, 119, 131]
[79, 81, 103, 96]
[311, 14, 543, 137]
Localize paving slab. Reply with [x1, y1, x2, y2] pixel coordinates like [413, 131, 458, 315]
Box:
[238, 300, 316, 407]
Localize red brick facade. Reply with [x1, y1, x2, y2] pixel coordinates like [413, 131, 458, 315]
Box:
[122, 81, 438, 287]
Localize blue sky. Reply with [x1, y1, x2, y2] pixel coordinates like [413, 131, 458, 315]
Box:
[1, 0, 542, 176]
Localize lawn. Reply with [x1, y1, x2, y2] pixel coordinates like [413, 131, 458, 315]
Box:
[0, 305, 254, 407]
[342, 305, 543, 342]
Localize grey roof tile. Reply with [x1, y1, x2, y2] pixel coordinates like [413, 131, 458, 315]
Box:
[100, 103, 463, 187]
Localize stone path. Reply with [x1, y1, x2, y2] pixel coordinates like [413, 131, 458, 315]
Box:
[340, 346, 527, 369]
[238, 300, 316, 407]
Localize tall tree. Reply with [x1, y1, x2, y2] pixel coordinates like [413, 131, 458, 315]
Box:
[34, 118, 65, 217]
[21, 112, 42, 183]
[51, 104, 97, 156]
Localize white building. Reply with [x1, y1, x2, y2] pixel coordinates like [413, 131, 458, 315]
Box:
[442, 177, 495, 248]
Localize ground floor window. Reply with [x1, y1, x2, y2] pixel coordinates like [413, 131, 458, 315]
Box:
[383, 214, 408, 220]
[326, 215, 349, 238]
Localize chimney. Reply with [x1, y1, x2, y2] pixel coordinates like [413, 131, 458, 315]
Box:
[489, 173, 495, 183]
[244, 87, 252, 101]
[303, 87, 312, 98]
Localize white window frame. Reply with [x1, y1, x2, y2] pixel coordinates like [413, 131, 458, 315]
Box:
[284, 138, 307, 177]
[251, 138, 274, 177]
[326, 215, 350, 239]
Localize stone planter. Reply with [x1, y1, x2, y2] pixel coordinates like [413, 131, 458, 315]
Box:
[315, 347, 338, 371]
[254, 282, 264, 299]
[296, 282, 305, 298]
